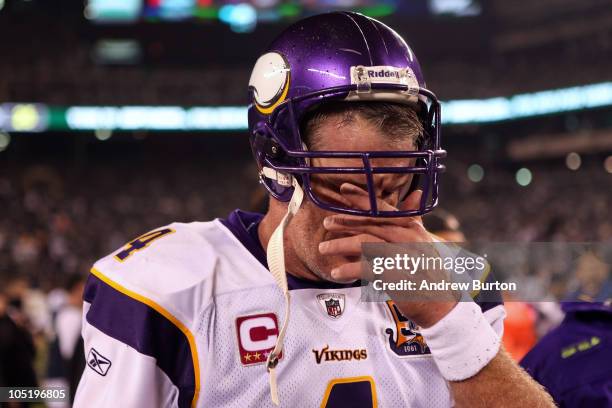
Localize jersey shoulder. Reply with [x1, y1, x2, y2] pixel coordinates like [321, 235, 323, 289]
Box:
[94, 221, 217, 295]
[89, 219, 273, 327]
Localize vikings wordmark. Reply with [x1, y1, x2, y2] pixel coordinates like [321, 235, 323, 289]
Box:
[312, 345, 368, 364]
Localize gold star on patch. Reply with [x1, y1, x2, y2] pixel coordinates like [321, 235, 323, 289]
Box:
[244, 353, 252, 362]
[253, 352, 261, 361]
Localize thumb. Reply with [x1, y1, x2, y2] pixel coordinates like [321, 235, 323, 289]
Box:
[400, 189, 423, 213]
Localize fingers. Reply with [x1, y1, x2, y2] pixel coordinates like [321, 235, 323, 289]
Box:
[400, 189, 423, 212]
[399, 189, 424, 224]
[310, 175, 353, 207]
[330, 261, 363, 282]
[319, 233, 384, 257]
[324, 214, 421, 229]
[319, 233, 384, 282]
[339, 182, 399, 213]
[320, 183, 427, 242]
[318, 184, 432, 284]
[339, 182, 424, 222]
[323, 218, 425, 242]
[313, 185, 353, 208]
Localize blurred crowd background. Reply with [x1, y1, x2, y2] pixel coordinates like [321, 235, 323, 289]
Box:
[0, 0, 611, 404]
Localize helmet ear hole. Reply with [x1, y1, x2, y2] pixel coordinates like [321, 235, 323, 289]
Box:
[266, 139, 283, 159]
[253, 128, 285, 160]
[252, 128, 294, 202]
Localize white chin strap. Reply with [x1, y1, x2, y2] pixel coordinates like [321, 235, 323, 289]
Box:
[261, 166, 304, 406]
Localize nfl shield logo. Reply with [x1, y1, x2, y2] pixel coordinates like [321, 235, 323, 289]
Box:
[316, 293, 345, 319]
[325, 299, 341, 317]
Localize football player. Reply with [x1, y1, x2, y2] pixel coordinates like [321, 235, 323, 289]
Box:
[521, 252, 611, 406]
[74, 12, 554, 407]
[521, 300, 611, 407]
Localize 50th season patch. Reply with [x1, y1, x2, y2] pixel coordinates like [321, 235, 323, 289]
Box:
[384, 301, 431, 357]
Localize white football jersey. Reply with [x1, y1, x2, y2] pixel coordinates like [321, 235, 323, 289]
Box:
[74, 210, 505, 408]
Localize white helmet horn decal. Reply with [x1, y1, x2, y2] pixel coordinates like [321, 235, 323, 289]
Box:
[249, 52, 291, 114]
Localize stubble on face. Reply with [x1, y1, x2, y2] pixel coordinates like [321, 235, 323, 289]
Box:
[285, 199, 354, 282]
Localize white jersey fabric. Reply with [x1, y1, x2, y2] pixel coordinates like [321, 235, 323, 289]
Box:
[74, 210, 505, 408]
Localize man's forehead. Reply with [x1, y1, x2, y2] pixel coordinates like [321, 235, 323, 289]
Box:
[310, 117, 417, 151]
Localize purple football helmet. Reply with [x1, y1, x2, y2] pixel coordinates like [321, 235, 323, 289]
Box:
[248, 11, 446, 217]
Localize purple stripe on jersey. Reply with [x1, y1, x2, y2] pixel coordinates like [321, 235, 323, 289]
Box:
[220, 209, 359, 290]
[83, 273, 195, 408]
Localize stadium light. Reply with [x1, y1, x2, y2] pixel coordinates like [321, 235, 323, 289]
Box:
[565, 152, 581, 171]
[442, 82, 612, 124]
[467, 164, 484, 182]
[429, 0, 481, 16]
[94, 129, 113, 141]
[85, 0, 142, 22]
[604, 156, 612, 174]
[0, 131, 10, 152]
[219, 3, 257, 32]
[516, 168, 533, 187]
[1, 82, 611, 132]
[64, 106, 248, 131]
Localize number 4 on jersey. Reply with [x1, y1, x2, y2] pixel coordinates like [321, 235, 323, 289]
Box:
[114, 228, 175, 262]
[321, 376, 377, 408]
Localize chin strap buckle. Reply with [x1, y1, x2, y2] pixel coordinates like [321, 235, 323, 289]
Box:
[266, 352, 280, 371]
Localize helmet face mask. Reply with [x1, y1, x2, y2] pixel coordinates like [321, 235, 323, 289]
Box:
[248, 12, 446, 217]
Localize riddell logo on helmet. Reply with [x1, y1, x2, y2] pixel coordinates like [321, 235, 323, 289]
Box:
[367, 69, 401, 79]
[350, 65, 416, 88]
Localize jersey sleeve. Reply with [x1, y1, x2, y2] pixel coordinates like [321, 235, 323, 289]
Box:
[74, 222, 218, 408]
[74, 270, 197, 408]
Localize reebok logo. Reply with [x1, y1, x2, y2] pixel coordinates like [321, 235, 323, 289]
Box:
[87, 348, 112, 376]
